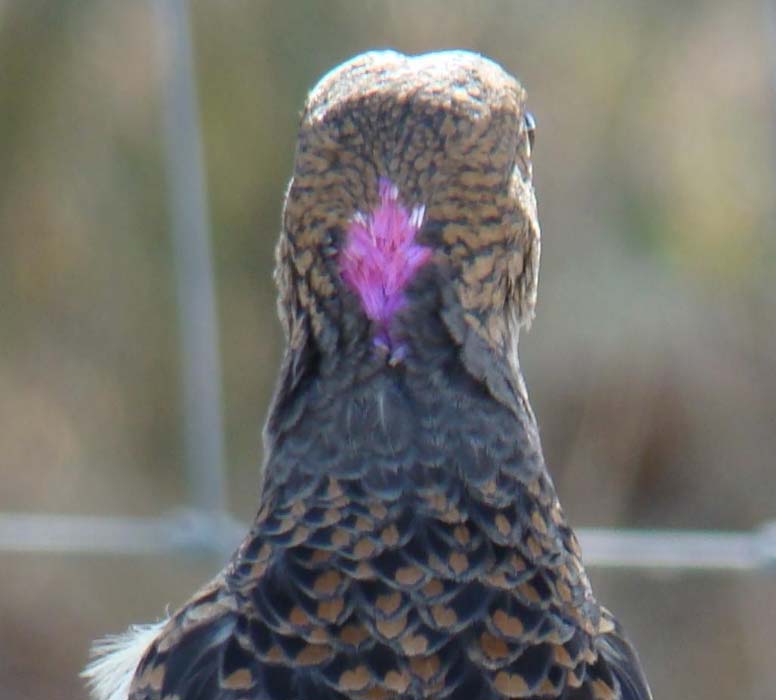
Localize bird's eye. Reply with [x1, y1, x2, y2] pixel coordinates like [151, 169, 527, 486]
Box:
[524, 111, 536, 149]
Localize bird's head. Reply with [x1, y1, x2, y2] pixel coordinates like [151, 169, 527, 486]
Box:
[276, 50, 539, 370]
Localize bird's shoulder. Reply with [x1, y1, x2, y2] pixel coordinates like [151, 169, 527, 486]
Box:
[128, 576, 244, 700]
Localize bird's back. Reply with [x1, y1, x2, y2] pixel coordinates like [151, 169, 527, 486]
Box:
[129, 357, 649, 700]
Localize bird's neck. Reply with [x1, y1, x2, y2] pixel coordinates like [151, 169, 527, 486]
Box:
[260, 324, 544, 509]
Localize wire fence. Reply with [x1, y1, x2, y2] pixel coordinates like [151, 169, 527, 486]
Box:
[2, 510, 775, 573]
[3, 0, 775, 576]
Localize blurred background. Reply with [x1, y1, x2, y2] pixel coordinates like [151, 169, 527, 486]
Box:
[1, 1, 775, 698]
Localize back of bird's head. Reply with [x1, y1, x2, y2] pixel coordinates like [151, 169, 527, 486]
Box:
[276, 50, 540, 359]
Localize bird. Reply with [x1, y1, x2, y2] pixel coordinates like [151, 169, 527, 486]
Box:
[83, 50, 652, 700]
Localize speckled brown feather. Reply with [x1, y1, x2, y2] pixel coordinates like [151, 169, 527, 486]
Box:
[276, 50, 539, 360]
[126, 51, 651, 700]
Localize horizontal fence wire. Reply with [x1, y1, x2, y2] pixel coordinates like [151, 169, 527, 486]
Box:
[1, 510, 775, 572]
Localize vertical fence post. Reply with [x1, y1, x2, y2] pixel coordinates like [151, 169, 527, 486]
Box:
[152, 0, 228, 518]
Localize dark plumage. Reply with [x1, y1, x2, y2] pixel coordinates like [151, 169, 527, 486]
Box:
[85, 50, 652, 700]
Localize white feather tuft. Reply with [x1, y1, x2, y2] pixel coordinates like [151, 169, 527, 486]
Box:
[82, 619, 167, 700]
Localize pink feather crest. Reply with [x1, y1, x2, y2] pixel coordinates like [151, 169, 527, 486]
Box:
[339, 178, 431, 348]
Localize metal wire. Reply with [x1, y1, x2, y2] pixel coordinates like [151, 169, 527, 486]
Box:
[1, 511, 775, 572]
[0, 511, 244, 556]
[152, 0, 228, 516]
[580, 524, 776, 572]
